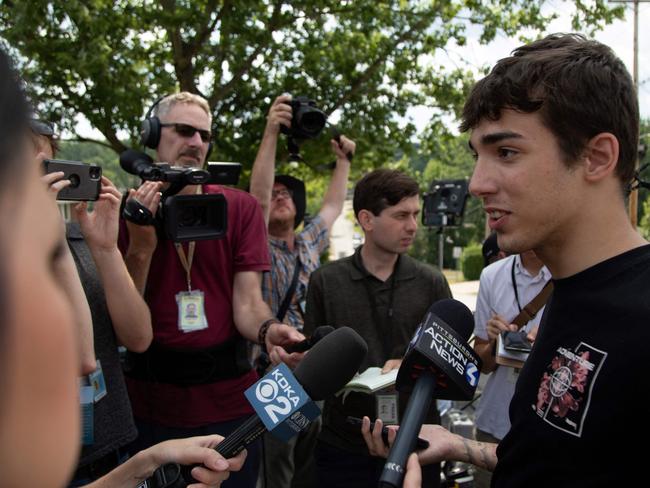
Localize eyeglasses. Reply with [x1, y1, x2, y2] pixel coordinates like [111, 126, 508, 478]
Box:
[160, 123, 212, 143]
[271, 189, 293, 200]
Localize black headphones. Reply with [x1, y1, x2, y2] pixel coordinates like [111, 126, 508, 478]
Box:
[140, 94, 214, 160]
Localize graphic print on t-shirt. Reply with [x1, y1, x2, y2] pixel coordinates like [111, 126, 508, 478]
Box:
[533, 342, 607, 437]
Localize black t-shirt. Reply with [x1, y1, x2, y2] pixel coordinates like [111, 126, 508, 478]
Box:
[493, 244, 650, 487]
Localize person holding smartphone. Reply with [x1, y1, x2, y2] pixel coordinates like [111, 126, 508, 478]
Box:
[471, 250, 550, 488]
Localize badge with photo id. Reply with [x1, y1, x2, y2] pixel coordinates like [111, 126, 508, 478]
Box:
[176, 289, 208, 332]
[376, 392, 399, 425]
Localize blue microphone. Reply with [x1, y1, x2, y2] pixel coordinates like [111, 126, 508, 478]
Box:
[144, 326, 368, 487]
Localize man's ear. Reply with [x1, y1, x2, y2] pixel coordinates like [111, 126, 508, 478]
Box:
[582, 132, 619, 183]
[357, 209, 374, 232]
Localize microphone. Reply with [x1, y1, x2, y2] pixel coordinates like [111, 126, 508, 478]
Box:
[284, 325, 334, 353]
[119, 149, 163, 180]
[379, 299, 481, 488]
[151, 326, 368, 486]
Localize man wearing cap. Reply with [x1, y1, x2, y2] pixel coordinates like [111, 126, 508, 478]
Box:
[249, 94, 353, 488]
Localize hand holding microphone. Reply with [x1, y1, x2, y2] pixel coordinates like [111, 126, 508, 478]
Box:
[283, 325, 334, 354]
[147, 326, 368, 487]
[378, 298, 481, 488]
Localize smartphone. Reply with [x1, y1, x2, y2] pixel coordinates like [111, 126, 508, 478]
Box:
[207, 162, 241, 185]
[346, 416, 430, 451]
[43, 159, 102, 201]
[501, 330, 533, 353]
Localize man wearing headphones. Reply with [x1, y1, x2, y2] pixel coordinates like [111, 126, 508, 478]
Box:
[119, 92, 305, 488]
[249, 94, 354, 488]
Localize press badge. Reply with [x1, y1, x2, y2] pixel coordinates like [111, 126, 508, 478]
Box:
[376, 392, 399, 425]
[176, 289, 208, 332]
[88, 360, 107, 402]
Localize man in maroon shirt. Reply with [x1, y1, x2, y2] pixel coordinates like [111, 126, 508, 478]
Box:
[120, 92, 304, 488]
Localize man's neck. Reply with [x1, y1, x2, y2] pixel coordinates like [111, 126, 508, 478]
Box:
[360, 242, 399, 282]
[269, 225, 296, 251]
[537, 195, 648, 279]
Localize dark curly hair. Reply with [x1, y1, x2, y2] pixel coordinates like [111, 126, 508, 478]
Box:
[461, 33, 639, 190]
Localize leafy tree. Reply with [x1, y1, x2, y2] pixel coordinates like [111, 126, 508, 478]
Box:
[0, 0, 623, 180]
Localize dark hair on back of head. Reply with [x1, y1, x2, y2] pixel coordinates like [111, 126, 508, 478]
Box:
[460, 33, 639, 190]
[353, 169, 419, 219]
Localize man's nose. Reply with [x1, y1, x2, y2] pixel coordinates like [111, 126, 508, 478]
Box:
[469, 157, 496, 198]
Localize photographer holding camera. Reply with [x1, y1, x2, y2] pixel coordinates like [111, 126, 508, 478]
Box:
[471, 249, 550, 488]
[249, 94, 353, 488]
[119, 92, 304, 488]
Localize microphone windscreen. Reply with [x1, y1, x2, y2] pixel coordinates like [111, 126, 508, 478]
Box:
[311, 325, 335, 343]
[428, 298, 474, 341]
[294, 326, 367, 401]
[120, 149, 152, 174]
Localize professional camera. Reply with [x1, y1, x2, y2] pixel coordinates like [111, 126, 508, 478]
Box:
[42, 159, 102, 201]
[280, 96, 327, 161]
[119, 149, 241, 242]
[422, 179, 470, 227]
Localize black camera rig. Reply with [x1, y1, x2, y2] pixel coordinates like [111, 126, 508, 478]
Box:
[422, 179, 470, 228]
[280, 96, 327, 162]
[119, 149, 241, 242]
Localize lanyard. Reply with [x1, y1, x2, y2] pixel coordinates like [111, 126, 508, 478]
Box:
[511, 257, 522, 312]
[175, 241, 196, 291]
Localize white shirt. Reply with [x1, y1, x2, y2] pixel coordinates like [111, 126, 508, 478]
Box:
[473, 254, 551, 440]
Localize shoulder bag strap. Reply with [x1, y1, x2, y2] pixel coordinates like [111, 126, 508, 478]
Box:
[511, 280, 554, 330]
[276, 255, 301, 322]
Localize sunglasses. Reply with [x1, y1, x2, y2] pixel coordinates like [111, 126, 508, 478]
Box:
[160, 123, 212, 143]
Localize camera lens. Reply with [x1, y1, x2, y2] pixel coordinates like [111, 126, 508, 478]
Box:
[68, 174, 80, 188]
[89, 167, 101, 180]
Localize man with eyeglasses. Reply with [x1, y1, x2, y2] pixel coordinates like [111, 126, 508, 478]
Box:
[249, 94, 354, 488]
[119, 92, 305, 488]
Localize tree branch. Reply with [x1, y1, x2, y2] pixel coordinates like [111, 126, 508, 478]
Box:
[160, 0, 198, 93]
[208, 0, 286, 107]
[328, 15, 432, 114]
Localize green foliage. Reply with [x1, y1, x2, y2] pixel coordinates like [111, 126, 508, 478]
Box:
[0, 0, 623, 183]
[460, 242, 483, 281]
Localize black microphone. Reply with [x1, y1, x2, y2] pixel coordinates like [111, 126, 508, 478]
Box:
[157, 326, 368, 486]
[284, 325, 335, 354]
[379, 298, 481, 488]
[119, 149, 163, 180]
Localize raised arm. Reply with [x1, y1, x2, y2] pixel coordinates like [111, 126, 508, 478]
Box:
[318, 135, 354, 229]
[74, 177, 153, 352]
[250, 94, 293, 226]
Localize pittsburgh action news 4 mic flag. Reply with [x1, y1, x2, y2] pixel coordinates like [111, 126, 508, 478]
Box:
[396, 302, 482, 400]
[245, 363, 321, 442]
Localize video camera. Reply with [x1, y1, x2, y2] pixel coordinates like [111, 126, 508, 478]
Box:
[280, 96, 327, 161]
[422, 179, 470, 227]
[119, 149, 241, 242]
